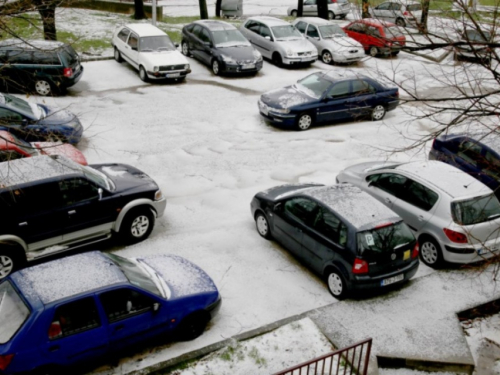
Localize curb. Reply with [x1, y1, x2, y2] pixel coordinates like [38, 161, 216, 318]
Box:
[81, 56, 114, 62]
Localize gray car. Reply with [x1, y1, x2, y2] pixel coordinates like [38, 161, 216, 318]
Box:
[370, 0, 422, 27]
[337, 160, 500, 268]
[287, 0, 351, 20]
[240, 16, 318, 67]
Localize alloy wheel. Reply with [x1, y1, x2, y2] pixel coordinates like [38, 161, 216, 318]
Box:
[322, 51, 333, 64]
[256, 215, 269, 236]
[0, 255, 14, 279]
[212, 60, 219, 75]
[328, 273, 343, 296]
[35, 80, 51, 96]
[421, 241, 438, 265]
[297, 114, 312, 130]
[131, 215, 150, 238]
[371, 105, 386, 121]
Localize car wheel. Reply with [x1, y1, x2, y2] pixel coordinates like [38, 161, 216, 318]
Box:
[328, 11, 335, 20]
[339, 14, 347, 19]
[321, 50, 333, 64]
[395, 18, 406, 27]
[34, 79, 53, 96]
[177, 312, 210, 341]
[114, 47, 122, 63]
[391, 51, 400, 55]
[272, 53, 283, 67]
[139, 66, 148, 82]
[120, 208, 155, 244]
[291, 10, 298, 17]
[0, 249, 23, 280]
[325, 269, 349, 300]
[182, 41, 190, 56]
[371, 105, 386, 121]
[255, 212, 272, 240]
[419, 237, 444, 268]
[212, 59, 220, 76]
[369, 46, 378, 57]
[296, 112, 314, 131]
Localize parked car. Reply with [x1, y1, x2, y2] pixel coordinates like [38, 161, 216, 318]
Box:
[0, 39, 83, 96]
[240, 16, 318, 67]
[0, 251, 221, 374]
[337, 160, 500, 268]
[292, 17, 365, 64]
[181, 20, 263, 76]
[0, 130, 87, 165]
[251, 183, 419, 299]
[454, 28, 493, 62]
[343, 19, 406, 57]
[370, 0, 422, 27]
[0, 155, 166, 279]
[429, 132, 500, 194]
[287, 0, 351, 20]
[0, 93, 83, 144]
[112, 23, 191, 82]
[258, 70, 399, 130]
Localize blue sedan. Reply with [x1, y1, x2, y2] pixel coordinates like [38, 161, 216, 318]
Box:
[258, 71, 399, 130]
[0, 251, 221, 374]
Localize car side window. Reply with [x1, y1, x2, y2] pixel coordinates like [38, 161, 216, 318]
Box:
[306, 25, 319, 39]
[3, 182, 62, 213]
[33, 51, 60, 65]
[352, 80, 376, 95]
[367, 26, 381, 37]
[0, 108, 24, 124]
[371, 173, 407, 196]
[117, 28, 131, 42]
[295, 22, 307, 34]
[377, 2, 391, 10]
[327, 81, 351, 98]
[199, 28, 212, 44]
[347, 23, 365, 34]
[458, 140, 482, 167]
[304, 0, 316, 5]
[99, 288, 155, 322]
[313, 208, 348, 247]
[284, 197, 318, 225]
[7, 51, 34, 64]
[390, 3, 402, 10]
[59, 178, 99, 206]
[192, 24, 203, 38]
[260, 25, 273, 39]
[128, 33, 139, 50]
[48, 297, 101, 340]
[399, 180, 439, 211]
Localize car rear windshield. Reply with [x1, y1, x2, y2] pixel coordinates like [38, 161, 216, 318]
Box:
[319, 25, 346, 38]
[0, 281, 30, 344]
[464, 29, 491, 42]
[384, 27, 404, 38]
[406, 4, 422, 11]
[452, 193, 500, 225]
[139, 36, 176, 52]
[272, 25, 303, 40]
[357, 221, 415, 257]
[212, 30, 250, 47]
[61, 45, 78, 65]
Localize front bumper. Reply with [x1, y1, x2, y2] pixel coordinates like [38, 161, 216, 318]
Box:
[147, 69, 191, 80]
[152, 197, 167, 218]
[282, 55, 318, 65]
[258, 101, 297, 127]
[207, 295, 222, 319]
[222, 60, 263, 74]
[350, 259, 419, 291]
[333, 50, 365, 63]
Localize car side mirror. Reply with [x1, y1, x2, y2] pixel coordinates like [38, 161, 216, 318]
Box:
[367, 180, 374, 187]
[98, 188, 103, 200]
[274, 202, 282, 211]
[153, 303, 160, 312]
[204, 41, 213, 47]
[265, 36, 272, 41]
[131, 46, 138, 51]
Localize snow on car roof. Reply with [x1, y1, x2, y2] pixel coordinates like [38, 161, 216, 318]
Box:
[295, 17, 333, 26]
[125, 23, 166, 37]
[396, 161, 491, 198]
[0, 155, 81, 188]
[304, 184, 400, 230]
[0, 39, 66, 50]
[355, 18, 396, 27]
[323, 69, 368, 82]
[194, 20, 236, 31]
[13, 252, 127, 305]
[247, 16, 290, 27]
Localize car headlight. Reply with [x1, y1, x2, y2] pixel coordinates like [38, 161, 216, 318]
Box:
[286, 49, 295, 57]
[221, 54, 236, 63]
[154, 66, 159, 72]
[270, 107, 290, 114]
[253, 50, 262, 61]
[155, 189, 163, 201]
[184, 64, 190, 70]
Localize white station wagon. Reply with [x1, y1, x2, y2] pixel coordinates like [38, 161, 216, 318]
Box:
[112, 23, 191, 82]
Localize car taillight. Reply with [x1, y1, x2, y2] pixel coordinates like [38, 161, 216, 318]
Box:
[403, 11, 409, 15]
[63, 67, 73, 78]
[352, 257, 369, 274]
[412, 242, 419, 258]
[0, 354, 14, 371]
[443, 228, 468, 243]
[395, 90, 399, 98]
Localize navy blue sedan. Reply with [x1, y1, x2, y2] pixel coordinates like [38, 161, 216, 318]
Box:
[258, 71, 399, 130]
[0, 251, 221, 374]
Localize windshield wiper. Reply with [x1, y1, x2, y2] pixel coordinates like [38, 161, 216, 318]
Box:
[157, 47, 172, 51]
[141, 48, 153, 52]
[488, 213, 500, 221]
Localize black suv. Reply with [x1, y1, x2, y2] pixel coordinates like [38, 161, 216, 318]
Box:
[0, 155, 166, 279]
[0, 39, 83, 96]
[251, 183, 419, 299]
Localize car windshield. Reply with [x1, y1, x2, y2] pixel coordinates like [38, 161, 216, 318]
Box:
[61, 45, 78, 65]
[295, 73, 332, 99]
[139, 36, 176, 52]
[319, 25, 346, 38]
[104, 253, 161, 296]
[384, 26, 404, 38]
[1, 94, 42, 120]
[357, 221, 415, 257]
[56, 156, 114, 190]
[452, 193, 500, 225]
[0, 281, 30, 344]
[464, 30, 491, 42]
[212, 30, 250, 47]
[271, 25, 303, 40]
[406, 4, 422, 11]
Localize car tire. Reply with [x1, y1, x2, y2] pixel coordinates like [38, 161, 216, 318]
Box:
[114, 47, 122, 63]
[339, 14, 347, 19]
[139, 66, 148, 82]
[255, 212, 272, 240]
[212, 59, 220, 76]
[369, 46, 378, 57]
[177, 312, 210, 341]
[395, 18, 406, 27]
[419, 236, 444, 268]
[371, 105, 386, 121]
[272, 53, 283, 67]
[120, 207, 155, 245]
[325, 269, 349, 300]
[391, 51, 400, 56]
[321, 50, 333, 64]
[182, 41, 190, 56]
[34, 79, 54, 96]
[296, 112, 314, 131]
[328, 11, 335, 20]
[0, 248, 24, 280]
[291, 10, 298, 17]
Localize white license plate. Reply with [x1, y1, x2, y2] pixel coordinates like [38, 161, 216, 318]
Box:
[242, 63, 255, 70]
[381, 274, 404, 286]
[166, 73, 181, 78]
[259, 102, 269, 116]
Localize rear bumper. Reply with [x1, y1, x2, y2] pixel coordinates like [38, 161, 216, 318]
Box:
[443, 241, 500, 264]
[207, 295, 222, 319]
[387, 100, 399, 111]
[351, 259, 419, 291]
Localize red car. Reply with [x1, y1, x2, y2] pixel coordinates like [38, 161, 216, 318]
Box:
[343, 19, 406, 57]
[0, 130, 87, 165]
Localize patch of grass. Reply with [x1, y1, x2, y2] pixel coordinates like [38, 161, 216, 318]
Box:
[248, 347, 267, 366]
[0, 15, 43, 40]
[161, 15, 200, 24]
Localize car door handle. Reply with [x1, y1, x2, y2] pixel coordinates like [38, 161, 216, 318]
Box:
[68, 210, 76, 215]
[49, 345, 59, 352]
[385, 197, 392, 204]
[114, 324, 125, 332]
[18, 222, 28, 226]
[418, 215, 425, 221]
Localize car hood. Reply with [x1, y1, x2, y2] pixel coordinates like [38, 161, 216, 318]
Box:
[92, 163, 159, 193]
[139, 255, 218, 299]
[258, 183, 324, 201]
[277, 38, 316, 53]
[323, 36, 363, 51]
[38, 105, 78, 126]
[218, 45, 259, 61]
[142, 51, 189, 66]
[32, 141, 88, 165]
[261, 85, 317, 109]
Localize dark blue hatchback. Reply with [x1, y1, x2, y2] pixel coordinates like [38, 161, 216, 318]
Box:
[0, 252, 221, 374]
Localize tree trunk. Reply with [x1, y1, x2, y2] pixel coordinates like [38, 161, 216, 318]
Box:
[133, 0, 146, 20]
[297, 0, 303, 17]
[420, 0, 430, 33]
[216, 0, 222, 17]
[362, 0, 371, 18]
[199, 0, 209, 19]
[317, 0, 329, 19]
[38, 5, 57, 40]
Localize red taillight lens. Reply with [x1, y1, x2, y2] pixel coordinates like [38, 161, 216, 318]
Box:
[352, 258, 369, 274]
[412, 242, 419, 258]
[0, 354, 14, 371]
[443, 228, 468, 243]
[403, 11, 409, 15]
[63, 67, 73, 78]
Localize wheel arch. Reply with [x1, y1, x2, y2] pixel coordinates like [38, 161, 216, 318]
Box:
[323, 262, 350, 282]
[113, 199, 157, 233]
[0, 235, 28, 252]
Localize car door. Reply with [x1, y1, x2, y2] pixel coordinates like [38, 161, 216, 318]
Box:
[372, 2, 391, 20]
[197, 27, 213, 65]
[115, 27, 131, 56]
[294, 21, 308, 35]
[316, 80, 352, 123]
[124, 32, 140, 68]
[365, 172, 405, 210]
[99, 287, 164, 352]
[189, 24, 205, 61]
[42, 297, 108, 367]
[6, 50, 35, 93]
[303, 0, 318, 15]
[346, 79, 378, 119]
[344, 23, 368, 48]
[387, 2, 402, 23]
[305, 24, 321, 50]
[258, 24, 275, 58]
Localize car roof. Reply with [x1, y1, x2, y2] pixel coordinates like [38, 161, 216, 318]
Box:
[194, 20, 236, 31]
[12, 252, 127, 305]
[352, 18, 396, 27]
[0, 39, 66, 51]
[395, 161, 492, 198]
[125, 23, 166, 37]
[294, 17, 333, 26]
[246, 16, 290, 27]
[303, 184, 400, 230]
[319, 69, 369, 83]
[0, 155, 82, 188]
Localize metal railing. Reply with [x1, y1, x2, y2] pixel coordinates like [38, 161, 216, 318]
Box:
[273, 338, 372, 375]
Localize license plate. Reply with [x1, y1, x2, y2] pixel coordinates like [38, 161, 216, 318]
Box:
[242, 63, 255, 70]
[381, 274, 404, 286]
[166, 73, 180, 78]
[259, 101, 269, 116]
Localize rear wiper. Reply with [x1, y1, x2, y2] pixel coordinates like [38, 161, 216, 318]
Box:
[488, 213, 500, 221]
[393, 242, 410, 250]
